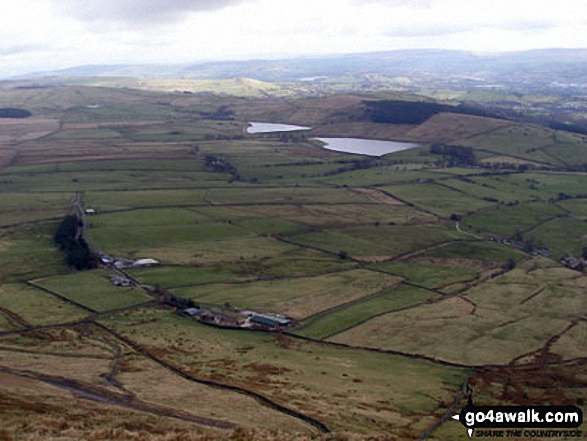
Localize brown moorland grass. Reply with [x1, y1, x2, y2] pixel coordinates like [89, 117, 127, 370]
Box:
[102, 307, 466, 436]
[0, 118, 60, 144]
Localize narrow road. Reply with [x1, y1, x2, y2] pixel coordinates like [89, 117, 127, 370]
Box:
[455, 221, 482, 239]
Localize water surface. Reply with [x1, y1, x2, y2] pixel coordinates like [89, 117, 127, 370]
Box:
[247, 122, 311, 134]
[314, 137, 419, 157]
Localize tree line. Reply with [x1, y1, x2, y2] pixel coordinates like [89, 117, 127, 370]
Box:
[54, 214, 98, 270]
[364, 100, 498, 125]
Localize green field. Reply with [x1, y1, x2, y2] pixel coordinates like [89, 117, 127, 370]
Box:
[289, 223, 462, 259]
[296, 284, 438, 339]
[85, 189, 209, 210]
[370, 260, 480, 290]
[0, 283, 88, 326]
[461, 201, 566, 237]
[418, 240, 527, 263]
[384, 182, 498, 217]
[175, 269, 402, 319]
[34, 270, 150, 311]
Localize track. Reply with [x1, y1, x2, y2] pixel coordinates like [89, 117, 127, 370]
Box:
[0, 365, 236, 429]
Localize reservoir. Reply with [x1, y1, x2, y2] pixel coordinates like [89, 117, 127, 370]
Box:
[247, 122, 419, 156]
[247, 122, 311, 134]
[313, 137, 419, 157]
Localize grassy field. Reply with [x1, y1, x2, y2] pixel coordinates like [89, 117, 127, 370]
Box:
[85, 189, 209, 211]
[461, 201, 566, 237]
[0, 223, 69, 283]
[0, 283, 88, 325]
[90, 222, 251, 257]
[418, 240, 527, 264]
[369, 260, 480, 290]
[523, 217, 587, 258]
[295, 284, 439, 339]
[0, 192, 73, 226]
[289, 223, 462, 259]
[175, 269, 402, 319]
[383, 182, 498, 217]
[127, 266, 248, 288]
[34, 270, 150, 311]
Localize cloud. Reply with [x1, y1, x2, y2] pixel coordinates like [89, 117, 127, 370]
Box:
[54, 0, 250, 24]
[383, 17, 557, 39]
[0, 43, 46, 56]
[351, 0, 432, 7]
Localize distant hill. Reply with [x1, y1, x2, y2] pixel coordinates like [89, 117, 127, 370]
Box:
[11, 48, 587, 85]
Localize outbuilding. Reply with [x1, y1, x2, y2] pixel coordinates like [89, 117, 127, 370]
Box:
[133, 258, 160, 267]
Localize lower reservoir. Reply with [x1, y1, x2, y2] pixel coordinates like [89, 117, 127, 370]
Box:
[313, 137, 420, 157]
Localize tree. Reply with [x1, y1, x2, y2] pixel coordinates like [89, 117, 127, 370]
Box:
[504, 258, 517, 271]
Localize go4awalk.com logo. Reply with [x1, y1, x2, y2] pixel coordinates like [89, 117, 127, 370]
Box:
[452, 389, 584, 439]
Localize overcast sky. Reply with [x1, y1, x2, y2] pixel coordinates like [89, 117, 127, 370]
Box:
[1, 0, 586, 77]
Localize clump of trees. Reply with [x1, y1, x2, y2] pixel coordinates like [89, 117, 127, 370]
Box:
[0, 108, 31, 118]
[204, 154, 241, 181]
[153, 283, 198, 308]
[430, 144, 476, 166]
[54, 214, 98, 270]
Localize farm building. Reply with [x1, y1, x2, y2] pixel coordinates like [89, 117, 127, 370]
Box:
[110, 275, 132, 287]
[85, 208, 96, 215]
[248, 312, 292, 328]
[184, 307, 201, 317]
[133, 258, 160, 268]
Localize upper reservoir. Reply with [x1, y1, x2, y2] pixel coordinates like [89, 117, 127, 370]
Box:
[247, 122, 311, 133]
[314, 138, 420, 157]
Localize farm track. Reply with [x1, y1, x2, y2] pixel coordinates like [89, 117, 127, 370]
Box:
[0, 306, 31, 328]
[0, 365, 237, 429]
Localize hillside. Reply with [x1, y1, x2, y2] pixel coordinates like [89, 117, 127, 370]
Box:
[0, 85, 585, 440]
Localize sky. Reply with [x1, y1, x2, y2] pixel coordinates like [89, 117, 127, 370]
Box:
[1, 0, 587, 77]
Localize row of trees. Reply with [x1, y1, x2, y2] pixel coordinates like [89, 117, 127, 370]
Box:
[54, 214, 98, 270]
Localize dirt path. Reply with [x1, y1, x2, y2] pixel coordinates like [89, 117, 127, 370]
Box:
[0, 306, 31, 328]
[0, 365, 236, 429]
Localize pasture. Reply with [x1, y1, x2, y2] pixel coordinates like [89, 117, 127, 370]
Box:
[175, 269, 402, 319]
